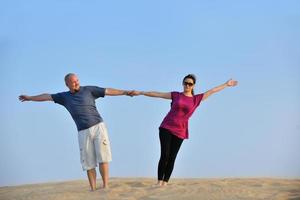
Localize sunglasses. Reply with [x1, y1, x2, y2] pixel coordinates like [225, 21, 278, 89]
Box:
[184, 82, 194, 87]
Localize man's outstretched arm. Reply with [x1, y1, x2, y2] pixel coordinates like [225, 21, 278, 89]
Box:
[105, 88, 132, 96]
[19, 94, 53, 102]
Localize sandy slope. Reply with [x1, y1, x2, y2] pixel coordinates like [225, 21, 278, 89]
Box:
[1, 178, 300, 200]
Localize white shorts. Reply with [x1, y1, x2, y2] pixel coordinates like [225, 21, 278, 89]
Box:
[78, 122, 112, 171]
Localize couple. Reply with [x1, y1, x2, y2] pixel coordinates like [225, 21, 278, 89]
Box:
[19, 73, 238, 191]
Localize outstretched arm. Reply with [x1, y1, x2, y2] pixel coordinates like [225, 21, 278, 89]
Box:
[19, 94, 53, 102]
[105, 88, 133, 96]
[131, 91, 171, 99]
[202, 79, 238, 101]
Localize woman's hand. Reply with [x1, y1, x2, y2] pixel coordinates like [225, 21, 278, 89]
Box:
[226, 79, 238, 87]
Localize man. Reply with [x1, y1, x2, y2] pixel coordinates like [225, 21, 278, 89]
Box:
[19, 73, 133, 191]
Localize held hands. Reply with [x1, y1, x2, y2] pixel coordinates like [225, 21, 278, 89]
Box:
[226, 79, 238, 87]
[126, 90, 142, 97]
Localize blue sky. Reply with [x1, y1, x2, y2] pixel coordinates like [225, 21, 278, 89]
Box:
[1, 0, 299, 186]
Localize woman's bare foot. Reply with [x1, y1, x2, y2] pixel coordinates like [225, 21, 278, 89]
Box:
[154, 180, 168, 187]
[161, 181, 168, 186]
[151, 180, 163, 187]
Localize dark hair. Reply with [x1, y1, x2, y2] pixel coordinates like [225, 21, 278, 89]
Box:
[183, 74, 196, 95]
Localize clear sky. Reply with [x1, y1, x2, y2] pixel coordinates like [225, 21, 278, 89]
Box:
[1, 0, 299, 186]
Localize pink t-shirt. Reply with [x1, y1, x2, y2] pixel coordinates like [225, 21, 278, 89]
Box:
[159, 92, 204, 139]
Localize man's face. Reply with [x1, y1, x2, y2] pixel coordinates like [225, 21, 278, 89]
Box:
[66, 75, 80, 93]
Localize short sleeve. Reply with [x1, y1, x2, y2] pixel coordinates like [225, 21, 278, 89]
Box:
[171, 91, 180, 100]
[88, 86, 106, 98]
[194, 93, 204, 107]
[51, 92, 65, 105]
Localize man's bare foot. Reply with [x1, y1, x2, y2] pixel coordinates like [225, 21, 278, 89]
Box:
[101, 185, 109, 190]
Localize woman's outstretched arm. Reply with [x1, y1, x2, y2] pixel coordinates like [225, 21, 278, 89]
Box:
[202, 79, 238, 101]
[131, 91, 171, 99]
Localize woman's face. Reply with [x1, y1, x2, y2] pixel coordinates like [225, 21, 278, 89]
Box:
[182, 78, 195, 93]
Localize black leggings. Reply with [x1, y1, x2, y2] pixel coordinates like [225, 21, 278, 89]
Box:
[158, 128, 184, 182]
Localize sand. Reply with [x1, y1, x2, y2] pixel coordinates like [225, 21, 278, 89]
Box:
[1, 178, 300, 200]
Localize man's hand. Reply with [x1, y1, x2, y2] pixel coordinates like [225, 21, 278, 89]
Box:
[19, 95, 31, 102]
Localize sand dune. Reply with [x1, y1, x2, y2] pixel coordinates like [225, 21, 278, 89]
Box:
[1, 178, 300, 200]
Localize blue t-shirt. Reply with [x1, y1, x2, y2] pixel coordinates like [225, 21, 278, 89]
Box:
[51, 86, 106, 131]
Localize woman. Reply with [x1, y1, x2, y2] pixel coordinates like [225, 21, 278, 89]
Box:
[133, 74, 238, 186]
